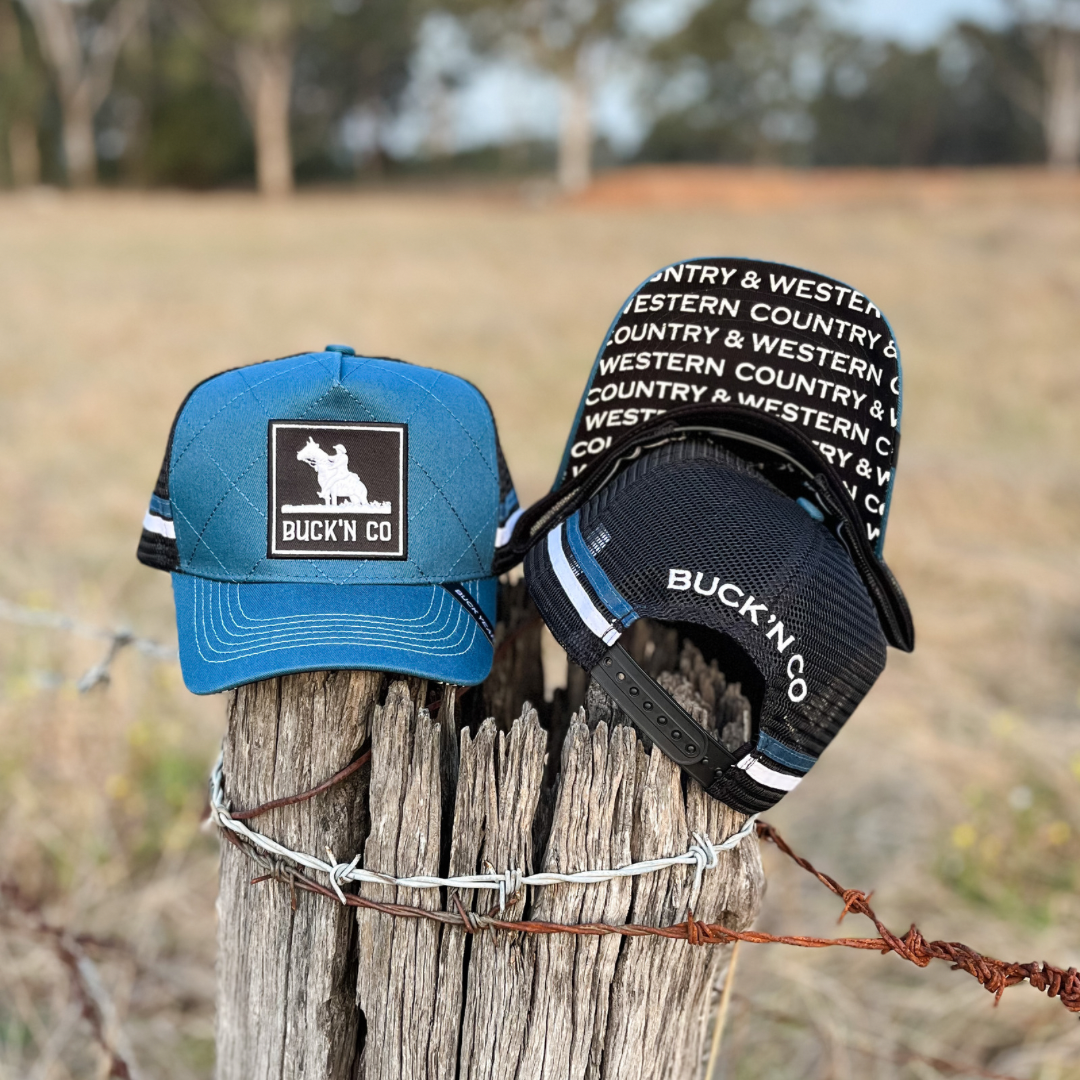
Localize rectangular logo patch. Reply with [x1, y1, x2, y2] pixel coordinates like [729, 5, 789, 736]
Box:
[268, 421, 407, 559]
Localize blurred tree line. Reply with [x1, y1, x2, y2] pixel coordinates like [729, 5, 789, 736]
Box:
[0, 0, 1078, 193]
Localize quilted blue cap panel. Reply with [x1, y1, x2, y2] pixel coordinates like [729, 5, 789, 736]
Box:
[165, 352, 502, 585]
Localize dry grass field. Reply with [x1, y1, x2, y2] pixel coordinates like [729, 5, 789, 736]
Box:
[1, 169, 1079, 1079]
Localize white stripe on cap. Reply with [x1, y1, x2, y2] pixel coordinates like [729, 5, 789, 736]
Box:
[495, 506, 524, 548]
[737, 755, 803, 792]
[547, 525, 621, 645]
[143, 511, 176, 539]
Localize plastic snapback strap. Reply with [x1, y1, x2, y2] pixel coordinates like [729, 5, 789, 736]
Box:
[591, 643, 736, 792]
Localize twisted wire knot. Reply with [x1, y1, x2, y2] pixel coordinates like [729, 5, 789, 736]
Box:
[498, 868, 523, 912]
[327, 852, 361, 904]
[685, 832, 719, 914]
[838, 888, 872, 923]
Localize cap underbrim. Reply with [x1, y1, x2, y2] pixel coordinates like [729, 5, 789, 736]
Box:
[171, 574, 496, 694]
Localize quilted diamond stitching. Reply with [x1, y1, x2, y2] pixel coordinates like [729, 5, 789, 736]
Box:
[405, 453, 484, 572]
[443, 501, 499, 578]
[172, 358, 326, 468]
[333, 422, 487, 584]
[299, 379, 377, 421]
[209, 455, 267, 523]
[379, 374, 494, 579]
[384, 368, 498, 483]
[174, 355, 498, 587]
[172, 504, 231, 576]
[187, 452, 264, 565]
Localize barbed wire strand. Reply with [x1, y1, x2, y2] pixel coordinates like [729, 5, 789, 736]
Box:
[229, 750, 373, 821]
[0, 879, 140, 1079]
[211, 756, 1080, 1017]
[210, 753, 756, 913]
[0, 598, 177, 692]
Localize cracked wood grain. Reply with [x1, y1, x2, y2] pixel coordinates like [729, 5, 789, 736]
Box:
[215, 618, 764, 1080]
[216, 670, 383, 1080]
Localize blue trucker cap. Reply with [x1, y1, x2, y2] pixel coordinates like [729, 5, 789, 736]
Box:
[137, 347, 518, 694]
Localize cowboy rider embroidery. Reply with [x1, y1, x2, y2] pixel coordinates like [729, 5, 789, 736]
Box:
[283, 437, 391, 513]
[269, 420, 407, 559]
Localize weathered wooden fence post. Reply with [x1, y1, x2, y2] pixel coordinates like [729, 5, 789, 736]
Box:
[217, 669, 386, 1078]
[214, 587, 765, 1080]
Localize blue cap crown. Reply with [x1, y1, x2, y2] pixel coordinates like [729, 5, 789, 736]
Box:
[139, 349, 517, 693]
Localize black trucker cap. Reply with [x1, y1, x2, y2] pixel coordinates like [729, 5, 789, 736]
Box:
[524, 439, 889, 813]
[510, 258, 915, 813]
[496, 257, 913, 655]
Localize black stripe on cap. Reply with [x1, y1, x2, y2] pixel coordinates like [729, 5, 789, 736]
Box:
[442, 582, 495, 644]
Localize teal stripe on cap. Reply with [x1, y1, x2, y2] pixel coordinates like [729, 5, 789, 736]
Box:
[756, 733, 816, 774]
[564, 511, 638, 626]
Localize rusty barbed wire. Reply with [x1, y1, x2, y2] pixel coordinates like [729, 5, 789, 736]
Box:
[215, 760, 1080, 1018]
[0, 879, 140, 1078]
[5, 600, 1077, 1023]
[211, 753, 759, 910]
[229, 749, 373, 821]
[753, 821, 1080, 1012]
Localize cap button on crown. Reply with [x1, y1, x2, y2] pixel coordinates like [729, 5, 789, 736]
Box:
[325, 344, 356, 355]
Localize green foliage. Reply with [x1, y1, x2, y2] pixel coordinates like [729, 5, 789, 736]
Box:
[938, 769, 1080, 927]
[809, 24, 1044, 165]
[292, 0, 420, 178]
[639, 3, 1045, 166]
[639, 0, 824, 164]
[146, 80, 255, 187]
[439, 0, 625, 75]
[107, 717, 216, 873]
[0, 0, 1065, 186]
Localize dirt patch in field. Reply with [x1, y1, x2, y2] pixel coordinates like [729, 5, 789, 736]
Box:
[578, 164, 1080, 211]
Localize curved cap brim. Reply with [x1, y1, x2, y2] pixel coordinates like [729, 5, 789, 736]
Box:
[553, 257, 903, 554]
[171, 574, 496, 694]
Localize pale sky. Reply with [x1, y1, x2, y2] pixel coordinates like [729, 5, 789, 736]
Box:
[828, 0, 1009, 45]
[379, 0, 1016, 159]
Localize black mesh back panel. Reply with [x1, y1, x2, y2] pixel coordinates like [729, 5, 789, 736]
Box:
[524, 439, 888, 813]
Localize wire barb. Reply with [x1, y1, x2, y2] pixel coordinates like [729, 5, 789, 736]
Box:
[0, 597, 176, 692]
[209, 751, 758, 910]
[208, 754, 1080, 1017]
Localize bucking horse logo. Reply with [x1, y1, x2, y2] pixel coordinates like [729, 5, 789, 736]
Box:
[288, 437, 391, 513]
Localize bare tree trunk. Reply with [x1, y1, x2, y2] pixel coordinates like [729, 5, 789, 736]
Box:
[1045, 27, 1080, 167]
[424, 77, 455, 160]
[19, 0, 142, 187]
[558, 50, 592, 193]
[0, 0, 40, 187]
[214, 592, 765, 1080]
[62, 83, 97, 187]
[8, 119, 40, 186]
[236, 2, 295, 198]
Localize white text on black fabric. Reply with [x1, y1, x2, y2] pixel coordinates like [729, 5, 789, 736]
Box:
[666, 568, 808, 703]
